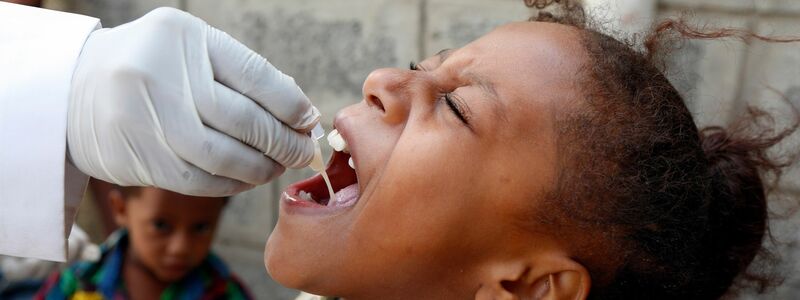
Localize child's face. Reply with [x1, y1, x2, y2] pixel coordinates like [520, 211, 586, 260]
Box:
[111, 187, 226, 282]
[266, 22, 588, 297]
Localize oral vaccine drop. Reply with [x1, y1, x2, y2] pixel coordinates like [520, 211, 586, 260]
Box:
[327, 129, 348, 153]
[310, 124, 336, 204]
[328, 129, 354, 169]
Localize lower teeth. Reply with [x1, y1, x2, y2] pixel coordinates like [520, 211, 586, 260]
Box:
[298, 190, 314, 201]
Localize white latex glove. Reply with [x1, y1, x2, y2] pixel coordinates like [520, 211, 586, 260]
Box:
[67, 7, 320, 196]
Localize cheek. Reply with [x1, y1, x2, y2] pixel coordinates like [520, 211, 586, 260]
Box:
[129, 229, 165, 262]
[391, 125, 482, 199]
[191, 235, 215, 257]
[344, 105, 403, 182]
[351, 128, 490, 261]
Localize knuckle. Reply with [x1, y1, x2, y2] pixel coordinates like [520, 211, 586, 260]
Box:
[141, 7, 198, 36]
[144, 7, 188, 25]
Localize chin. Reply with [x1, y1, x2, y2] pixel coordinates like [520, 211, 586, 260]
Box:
[155, 271, 187, 283]
[264, 231, 310, 290]
[265, 230, 349, 297]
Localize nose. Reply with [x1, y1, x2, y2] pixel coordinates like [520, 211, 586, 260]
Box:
[166, 232, 191, 257]
[361, 68, 421, 124]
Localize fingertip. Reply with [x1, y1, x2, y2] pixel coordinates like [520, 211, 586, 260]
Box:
[274, 77, 320, 131]
[178, 179, 253, 197]
[229, 182, 256, 195]
[207, 179, 254, 197]
[294, 105, 321, 132]
[264, 162, 287, 183]
[252, 157, 286, 185]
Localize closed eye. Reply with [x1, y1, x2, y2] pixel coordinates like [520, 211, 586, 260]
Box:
[442, 93, 470, 126]
[410, 61, 472, 128]
[152, 219, 171, 234]
[410, 61, 425, 71]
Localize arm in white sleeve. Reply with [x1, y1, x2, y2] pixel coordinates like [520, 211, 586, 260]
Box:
[0, 226, 99, 282]
[0, 2, 100, 262]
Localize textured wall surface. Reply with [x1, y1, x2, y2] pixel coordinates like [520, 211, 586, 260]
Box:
[656, 4, 800, 298]
[45, 0, 800, 299]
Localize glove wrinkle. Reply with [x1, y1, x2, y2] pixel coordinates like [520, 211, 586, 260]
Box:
[67, 7, 317, 196]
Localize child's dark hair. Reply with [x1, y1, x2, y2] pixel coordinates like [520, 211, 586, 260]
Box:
[524, 0, 800, 298]
[118, 186, 144, 198]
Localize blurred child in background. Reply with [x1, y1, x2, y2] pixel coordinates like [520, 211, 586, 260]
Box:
[36, 187, 252, 299]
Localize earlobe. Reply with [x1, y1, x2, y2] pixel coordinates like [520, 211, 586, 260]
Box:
[476, 259, 590, 300]
[545, 270, 588, 300]
[531, 275, 550, 299]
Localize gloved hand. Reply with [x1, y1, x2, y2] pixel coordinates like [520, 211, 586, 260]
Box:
[67, 7, 319, 196]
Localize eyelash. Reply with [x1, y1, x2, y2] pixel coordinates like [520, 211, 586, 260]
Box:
[442, 93, 469, 125]
[409, 61, 469, 125]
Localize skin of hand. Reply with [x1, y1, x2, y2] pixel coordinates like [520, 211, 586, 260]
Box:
[265, 22, 593, 300]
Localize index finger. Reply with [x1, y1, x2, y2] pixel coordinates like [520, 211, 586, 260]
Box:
[205, 25, 319, 131]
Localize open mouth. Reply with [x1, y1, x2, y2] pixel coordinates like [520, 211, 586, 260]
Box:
[284, 150, 359, 209]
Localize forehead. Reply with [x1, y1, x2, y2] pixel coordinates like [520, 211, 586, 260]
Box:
[441, 22, 588, 221]
[130, 188, 225, 215]
[436, 22, 585, 67]
[445, 22, 587, 134]
[464, 21, 586, 93]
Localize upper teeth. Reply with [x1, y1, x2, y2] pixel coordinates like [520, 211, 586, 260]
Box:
[348, 157, 355, 169]
[327, 129, 349, 153]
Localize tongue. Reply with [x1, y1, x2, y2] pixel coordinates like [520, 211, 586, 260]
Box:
[328, 183, 359, 207]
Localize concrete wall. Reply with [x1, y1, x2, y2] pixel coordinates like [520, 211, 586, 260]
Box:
[44, 0, 800, 298]
[652, 4, 800, 298]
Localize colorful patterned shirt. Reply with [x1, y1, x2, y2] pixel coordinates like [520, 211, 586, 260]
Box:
[35, 230, 252, 300]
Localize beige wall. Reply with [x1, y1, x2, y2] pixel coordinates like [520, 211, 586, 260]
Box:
[47, 0, 800, 298]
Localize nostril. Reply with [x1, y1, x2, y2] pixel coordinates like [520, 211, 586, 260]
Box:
[367, 94, 385, 112]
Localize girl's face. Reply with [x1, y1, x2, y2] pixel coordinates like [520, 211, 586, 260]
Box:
[266, 22, 588, 298]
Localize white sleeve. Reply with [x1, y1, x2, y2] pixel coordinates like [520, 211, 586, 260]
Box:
[0, 2, 100, 262]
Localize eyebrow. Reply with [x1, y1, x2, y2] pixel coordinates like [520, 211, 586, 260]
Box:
[435, 48, 498, 100]
[435, 48, 508, 123]
[436, 48, 453, 64]
[467, 73, 498, 100]
[469, 73, 507, 122]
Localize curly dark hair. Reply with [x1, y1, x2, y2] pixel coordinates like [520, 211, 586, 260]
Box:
[523, 0, 800, 299]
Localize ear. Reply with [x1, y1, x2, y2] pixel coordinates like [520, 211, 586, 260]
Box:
[109, 189, 129, 227]
[475, 256, 590, 300]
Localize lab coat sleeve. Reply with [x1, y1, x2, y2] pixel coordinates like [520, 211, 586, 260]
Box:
[0, 2, 100, 262]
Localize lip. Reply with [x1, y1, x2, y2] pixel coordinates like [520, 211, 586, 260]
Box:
[331, 112, 366, 203]
[162, 263, 190, 274]
[281, 116, 362, 216]
[332, 115, 358, 173]
[281, 152, 358, 213]
[281, 187, 354, 216]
